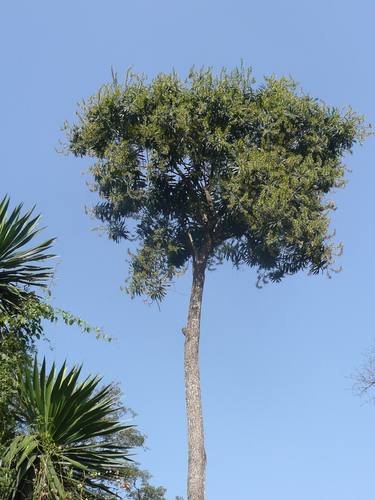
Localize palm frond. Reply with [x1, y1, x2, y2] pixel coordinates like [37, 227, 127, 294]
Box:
[0, 195, 56, 314]
[4, 356, 133, 500]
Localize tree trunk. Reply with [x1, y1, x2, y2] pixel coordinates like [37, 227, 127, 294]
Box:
[183, 257, 207, 500]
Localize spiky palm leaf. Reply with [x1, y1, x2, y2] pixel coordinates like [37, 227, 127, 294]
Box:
[0, 196, 56, 315]
[3, 357, 133, 500]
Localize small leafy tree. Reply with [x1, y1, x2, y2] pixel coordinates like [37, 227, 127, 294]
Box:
[64, 66, 371, 500]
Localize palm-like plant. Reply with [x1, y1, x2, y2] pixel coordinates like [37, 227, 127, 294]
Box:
[3, 357, 133, 500]
[0, 195, 56, 315]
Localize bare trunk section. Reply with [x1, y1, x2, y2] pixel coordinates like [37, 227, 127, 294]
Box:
[183, 257, 207, 500]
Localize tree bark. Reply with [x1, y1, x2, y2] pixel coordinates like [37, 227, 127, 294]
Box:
[183, 257, 207, 500]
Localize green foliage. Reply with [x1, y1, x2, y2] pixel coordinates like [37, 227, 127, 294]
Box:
[120, 464, 183, 500]
[0, 335, 29, 445]
[2, 357, 133, 500]
[0, 196, 56, 314]
[0, 291, 108, 454]
[41, 288, 107, 340]
[124, 469, 168, 500]
[64, 65, 371, 301]
[0, 299, 174, 500]
[0, 294, 52, 449]
[0, 194, 174, 498]
[0, 291, 103, 346]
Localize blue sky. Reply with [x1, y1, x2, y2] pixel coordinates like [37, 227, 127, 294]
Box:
[1, 1, 375, 498]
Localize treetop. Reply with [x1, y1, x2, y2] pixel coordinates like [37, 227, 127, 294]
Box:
[63, 66, 372, 301]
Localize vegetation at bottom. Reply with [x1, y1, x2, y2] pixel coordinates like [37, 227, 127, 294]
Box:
[0, 195, 182, 500]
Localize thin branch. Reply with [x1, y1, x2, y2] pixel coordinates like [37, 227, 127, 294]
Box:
[350, 343, 375, 404]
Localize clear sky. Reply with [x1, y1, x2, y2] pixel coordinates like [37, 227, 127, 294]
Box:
[1, 1, 375, 498]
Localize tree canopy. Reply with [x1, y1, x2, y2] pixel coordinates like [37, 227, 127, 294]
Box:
[65, 66, 370, 301]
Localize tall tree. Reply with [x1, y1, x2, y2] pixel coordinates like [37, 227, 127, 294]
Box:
[64, 66, 371, 500]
